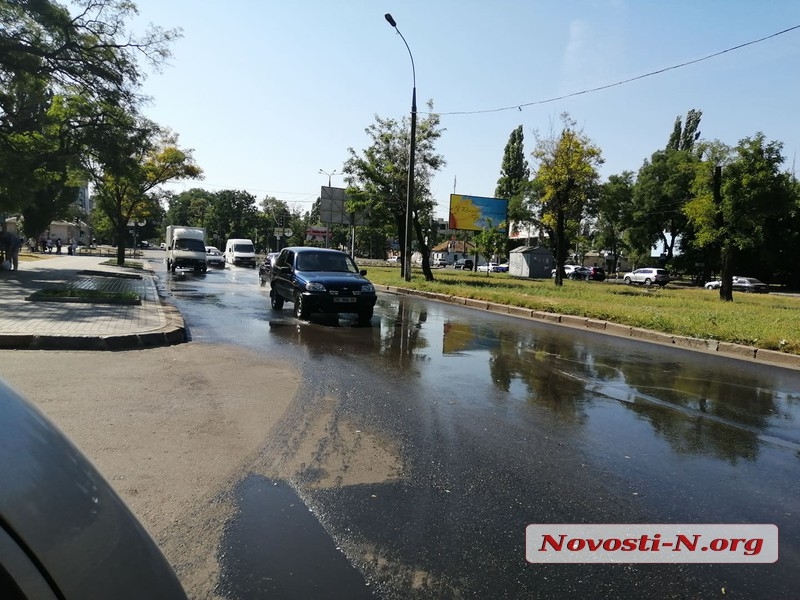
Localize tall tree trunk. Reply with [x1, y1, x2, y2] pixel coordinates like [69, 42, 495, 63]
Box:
[719, 246, 734, 302]
[412, 216, 434, 281]
[554, 208, 566, 286]
[713, 166, 733, 302]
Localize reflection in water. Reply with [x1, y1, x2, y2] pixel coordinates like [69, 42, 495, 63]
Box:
[259, 294, 800, 598]
[378, 298, 430, 371]
[438, 310, 797, 463]
[268, 317, 383, 358]
[283, 294, 800, 465]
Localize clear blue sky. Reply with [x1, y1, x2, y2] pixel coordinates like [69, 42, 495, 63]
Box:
[130, 0, 800, 220]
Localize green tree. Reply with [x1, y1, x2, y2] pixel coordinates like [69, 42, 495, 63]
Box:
[165, 188, 215, 228]
[0, 0, 180, 215]
[0, 77, 90, 234]
[496, 125, 530, 199]
[344, 100, 445, 281]
[93, 121, 202, 265]
[496, 125, 535, 242]
[0, 0, 178, 108]
[593, 172, 635, 273]
[667, 109, 702, 152]
[213, 189, 259, 242]
[630, 109, 702, 261]
[531, 113, 603, 286]
[685, 133, 795, 301]
[473, 219, 507, 276]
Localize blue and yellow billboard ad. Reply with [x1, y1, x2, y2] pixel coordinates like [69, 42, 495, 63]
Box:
[448, 194, 508, 232]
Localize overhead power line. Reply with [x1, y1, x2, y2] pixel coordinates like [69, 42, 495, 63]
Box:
[437, 24, 800, 117]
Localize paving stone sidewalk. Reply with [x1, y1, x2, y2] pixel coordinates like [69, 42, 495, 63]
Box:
[0, 254, 185, 350]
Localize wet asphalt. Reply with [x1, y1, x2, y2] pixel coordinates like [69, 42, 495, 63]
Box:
[161, 259, 800, 599]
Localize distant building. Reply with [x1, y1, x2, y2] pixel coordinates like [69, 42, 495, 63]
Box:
[430, 239, 488, 266]
[3, 185, 91, 244]
[4, 217, 85, 244]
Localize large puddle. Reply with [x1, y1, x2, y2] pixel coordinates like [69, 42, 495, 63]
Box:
[216, 475, 376, 599]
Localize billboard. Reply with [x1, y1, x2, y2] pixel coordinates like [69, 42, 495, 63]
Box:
[448, 194, 508, 232]
[319, 186, 368, 226]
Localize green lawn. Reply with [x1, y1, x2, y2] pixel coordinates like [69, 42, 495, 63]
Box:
[364, 265, 800, 355]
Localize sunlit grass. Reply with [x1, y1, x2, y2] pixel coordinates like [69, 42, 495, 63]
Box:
[364, 265, 800, 355]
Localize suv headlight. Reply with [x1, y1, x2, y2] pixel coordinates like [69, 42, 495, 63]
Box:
[306, 282, 326, 292]
[361, 284, 375, 293]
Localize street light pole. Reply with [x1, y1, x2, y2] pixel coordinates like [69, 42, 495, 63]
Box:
[385, 13, 416, 283]
[318, 168, 337, 188]
[318, 169, 340, 248]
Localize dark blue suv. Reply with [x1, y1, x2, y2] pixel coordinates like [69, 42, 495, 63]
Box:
[269, 247, 377, 323]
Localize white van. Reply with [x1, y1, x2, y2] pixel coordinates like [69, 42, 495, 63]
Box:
[224, 238, 256, 267]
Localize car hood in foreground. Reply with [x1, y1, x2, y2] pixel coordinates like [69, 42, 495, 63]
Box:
[0, 380, 187, 599]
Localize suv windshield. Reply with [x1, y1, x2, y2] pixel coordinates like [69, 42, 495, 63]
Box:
[296, 252, 357, 273]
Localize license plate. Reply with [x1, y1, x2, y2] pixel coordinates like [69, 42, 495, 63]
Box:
[333, 297, 356, 303]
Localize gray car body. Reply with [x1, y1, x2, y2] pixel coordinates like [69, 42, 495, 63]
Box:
[0, 379, 187, 599]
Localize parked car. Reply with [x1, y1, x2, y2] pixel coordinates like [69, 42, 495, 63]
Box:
[205, 245, 225, 268]
[732, 276, 769, 293]
[0, 379, 188, 599]
[433, 258, 449, 268]
[137, 240, 150, 249]
[623, 267, 670, 287]
[160, 242, 166, 250]
[453, 259, 474, 270]
[551, 264, 584, 279]
[495, 263, 509, 272]
[386, 255, 400, 263]
[704, 276, 769, 293]
[571, 266, 593, 280]
[269, 247, 377, 323]
[477, 262, 501, 272]
[586, 266, 606, 281]
[259, 252, 280, 285]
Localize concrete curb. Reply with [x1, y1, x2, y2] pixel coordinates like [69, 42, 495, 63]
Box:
[2, 262, 187, 351]
[378, 285, 800, 371]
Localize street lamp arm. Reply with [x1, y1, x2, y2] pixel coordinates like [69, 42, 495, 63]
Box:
[319, 168, 338, 187]
[384, 13, 416, 88]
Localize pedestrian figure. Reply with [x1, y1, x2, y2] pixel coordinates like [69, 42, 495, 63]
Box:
[39, 236, 46, 252]
[47, 238, 54, 253]
[67, 238, 73, 255]
[10, 234, 21, 270]
[0, 231, 20, 270]
[56, 238, 62, 254]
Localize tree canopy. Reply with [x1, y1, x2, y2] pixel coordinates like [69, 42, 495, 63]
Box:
[344, 100, 445, 280]
[0, 0, 180, 240]
[92, 121, 201, 264]
[531, 113, 603, 286]
[685, 133, 795, 300]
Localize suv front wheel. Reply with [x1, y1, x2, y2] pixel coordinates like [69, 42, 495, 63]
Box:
[270, 289, 284, 310]
[294, 292, 309, 319]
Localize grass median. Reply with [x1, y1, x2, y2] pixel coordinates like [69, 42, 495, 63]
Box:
[364, 265, 800, 355]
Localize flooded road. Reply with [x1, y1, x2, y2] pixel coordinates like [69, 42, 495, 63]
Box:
[164, 263, 800, 598]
